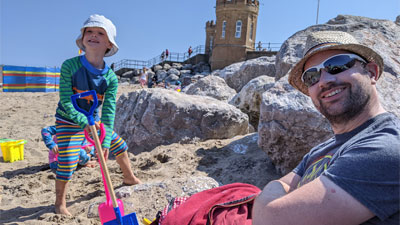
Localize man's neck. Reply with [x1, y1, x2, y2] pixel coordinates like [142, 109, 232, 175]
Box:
[331, 100, 386, 134]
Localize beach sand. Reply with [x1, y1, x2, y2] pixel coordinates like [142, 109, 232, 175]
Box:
[0, 84, 279, 224]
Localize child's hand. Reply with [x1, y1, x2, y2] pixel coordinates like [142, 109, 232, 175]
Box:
[103, 148, 109, 162]
[84, 121, 101, 134]
[84, 145, 92, 154]
[52, 145, 59, 155]
[95, 148, 109, 162]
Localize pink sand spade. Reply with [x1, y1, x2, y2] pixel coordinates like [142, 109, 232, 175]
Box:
[71, 90, 138, 225]
[84, 123, 126, 224]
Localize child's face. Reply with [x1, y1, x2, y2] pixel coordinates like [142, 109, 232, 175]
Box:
[82, 27, 113, 55]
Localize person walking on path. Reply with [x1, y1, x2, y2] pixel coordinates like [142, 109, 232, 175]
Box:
[188, 46, 193, 58]
[165, 49, 169, 60]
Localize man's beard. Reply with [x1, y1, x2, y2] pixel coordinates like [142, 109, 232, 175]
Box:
[317, 82, 370, 125]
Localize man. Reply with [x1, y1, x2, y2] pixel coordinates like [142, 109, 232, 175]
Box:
[252, 31, 399, 224]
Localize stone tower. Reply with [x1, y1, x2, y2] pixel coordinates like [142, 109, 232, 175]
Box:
[206, 0, 259, 70]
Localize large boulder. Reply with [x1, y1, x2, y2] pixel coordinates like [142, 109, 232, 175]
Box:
[213, 56, 276, 92]
[276, 15, 400, 81]
[259, 15, 400, 174]
[115, 89, 249, 154]
[183, 75, 237, 102]
[230, 76, 275, 130]
[258, 77, 332, 174]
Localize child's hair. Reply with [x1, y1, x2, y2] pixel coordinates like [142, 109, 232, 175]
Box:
[76, 14, 119, 57]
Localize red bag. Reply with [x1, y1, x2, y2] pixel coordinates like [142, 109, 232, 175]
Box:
[153, 183, 261, 225]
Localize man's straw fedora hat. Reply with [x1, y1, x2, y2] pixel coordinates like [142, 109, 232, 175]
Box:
[288, 30, 384, 96]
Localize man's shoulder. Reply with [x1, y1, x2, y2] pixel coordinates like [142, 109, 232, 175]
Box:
[339, 113, 400, 154]
[363, 112, 400, 136]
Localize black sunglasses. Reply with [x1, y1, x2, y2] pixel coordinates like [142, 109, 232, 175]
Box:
[301, 54, 367, 87]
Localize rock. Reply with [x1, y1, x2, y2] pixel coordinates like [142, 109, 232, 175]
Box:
[163, 63, 171, 71]
[183, 75, 236, 102]
[121, 70, 137, 79]
[180, 70, 192, 75]
[258, 77, 332, 174]
[167, 68, 180, 76]
[155, 70, 168, 81]
[115, 89, 249, 153]
[153, 64, 163, 72]
[165, 74, 180, 83]
[276, 15, 400, 81]
[260, 15, 400, 174]
[230, 76, 275, 130]
[215, 56, 276, 92]
[172, 63, 183, 70]
[182, 64, 193, 70]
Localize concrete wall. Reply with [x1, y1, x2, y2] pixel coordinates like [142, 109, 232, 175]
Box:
[246, 51, 277, 60]
[184, 54, 209, 65]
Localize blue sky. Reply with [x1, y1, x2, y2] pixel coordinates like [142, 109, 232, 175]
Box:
[1, 0, 399, 68]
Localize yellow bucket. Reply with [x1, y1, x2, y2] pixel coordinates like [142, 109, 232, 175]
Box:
[0, 139, 26, 162]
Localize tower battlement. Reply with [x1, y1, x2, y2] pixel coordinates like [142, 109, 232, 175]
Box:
[216, 0, 259, 7]
[206, 0, 260, 70]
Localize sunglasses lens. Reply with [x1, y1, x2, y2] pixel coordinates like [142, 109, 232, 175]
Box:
[324, 55, 357, 74]
[302, 68, 320, 87]
[302, 54, 362, 87]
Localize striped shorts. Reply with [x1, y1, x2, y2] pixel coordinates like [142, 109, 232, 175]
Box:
[55, 120, 128, 181]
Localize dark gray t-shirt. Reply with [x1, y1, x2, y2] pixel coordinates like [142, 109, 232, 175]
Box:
[293, 113, 400, 224]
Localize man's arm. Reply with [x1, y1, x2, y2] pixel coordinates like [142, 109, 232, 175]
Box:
[252, 175, 375, 225]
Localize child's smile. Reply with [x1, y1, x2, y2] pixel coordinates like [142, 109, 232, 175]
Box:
[82, 27, 112, 52]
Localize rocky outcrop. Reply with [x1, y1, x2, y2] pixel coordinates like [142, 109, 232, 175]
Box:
[212, 56, 276, 92]
[230, 76, 275, 130]
[258, 77, 332, 174]
[276, 15, 400, 81]
[183, 75, 237, 102]
[116, 62, 211, 86]
[115, 88, 249, 154]
[259, 15, 400, 174]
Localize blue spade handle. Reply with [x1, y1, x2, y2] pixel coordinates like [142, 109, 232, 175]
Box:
[71, 90, 98, 126]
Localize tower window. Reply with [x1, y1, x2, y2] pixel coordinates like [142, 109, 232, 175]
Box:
[249, 22, 254, 40]
[235, 20, 242, 38]
[210, 36, 213, 51]
[222, 21, 226, 38]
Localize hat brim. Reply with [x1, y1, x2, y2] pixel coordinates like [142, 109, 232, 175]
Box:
[76, 28, 119, 57]
[288, 44, 384, 96]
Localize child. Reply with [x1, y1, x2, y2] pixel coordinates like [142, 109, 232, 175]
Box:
[139, 67, 148, 88]
[41, 125, 96, 169]
[54, 14, 141, 216]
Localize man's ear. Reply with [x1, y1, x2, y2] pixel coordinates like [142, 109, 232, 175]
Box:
[365, 62, 379, 84]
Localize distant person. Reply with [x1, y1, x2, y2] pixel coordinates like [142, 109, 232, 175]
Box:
[188, 46, 193, 57]
[161, 51, 165, 62]
[139, 67, 148, 88]
[257, 41, 262, 51]
[252, 30, 400, 225]
[54, 14, 141, 216]
[165, 49, 169, 60]
[41, 125, 96, 169]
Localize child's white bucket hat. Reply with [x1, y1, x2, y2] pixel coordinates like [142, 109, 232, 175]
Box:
[76, 14, 119, 57]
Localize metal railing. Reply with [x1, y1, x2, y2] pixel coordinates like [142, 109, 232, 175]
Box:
[114, 45, 205, 71]
[113, 43, 281, 72]
[254, 42, 281, 52]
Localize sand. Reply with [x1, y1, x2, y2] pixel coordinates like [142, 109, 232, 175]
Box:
[0, 84, 279, 225]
